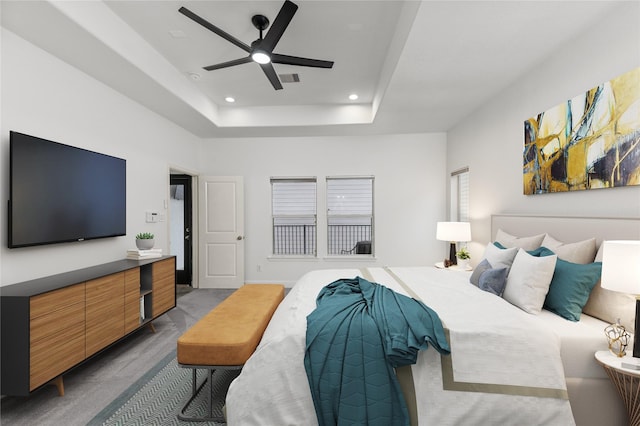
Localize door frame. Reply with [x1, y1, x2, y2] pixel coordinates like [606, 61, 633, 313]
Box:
[170, 174, 193, 285]
[168, 167, 199, 288]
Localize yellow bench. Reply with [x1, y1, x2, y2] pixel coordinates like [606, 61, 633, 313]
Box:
[176, 284, 285, 422]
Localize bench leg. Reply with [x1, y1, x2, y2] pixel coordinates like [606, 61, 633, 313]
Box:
[177, 365, 241, 423]
[208, 368, 214, 419]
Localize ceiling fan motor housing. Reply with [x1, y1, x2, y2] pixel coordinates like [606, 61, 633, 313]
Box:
[252, 15, 270, 32]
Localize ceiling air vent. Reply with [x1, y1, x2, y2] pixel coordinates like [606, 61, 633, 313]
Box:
[279, 73, 300, 83]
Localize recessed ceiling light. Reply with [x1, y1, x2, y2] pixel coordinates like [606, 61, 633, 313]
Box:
[225, 97, 235, 103]
[187, 72, 201, 81]
[349, 94, 359, 101]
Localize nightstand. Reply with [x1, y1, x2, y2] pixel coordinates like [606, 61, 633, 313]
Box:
[595, 350, 640, 426]
[434, 261, 472, 271]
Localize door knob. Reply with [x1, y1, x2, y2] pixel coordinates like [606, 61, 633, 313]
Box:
[237, 236, 243, 241]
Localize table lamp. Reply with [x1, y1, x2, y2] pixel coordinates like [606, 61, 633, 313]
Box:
[436, 221, 471, 266]
[601, 240, 640, 368]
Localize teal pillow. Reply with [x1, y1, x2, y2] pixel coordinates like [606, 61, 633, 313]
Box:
[497, 242, 555, 258]
[527, 246, 556, 257]
[543, 260, 602, 321]
[526, 246, 601, 320]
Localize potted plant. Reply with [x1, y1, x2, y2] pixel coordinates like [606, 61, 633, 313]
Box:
[135, 232, 155, 250]
[456, 247, 471, 269]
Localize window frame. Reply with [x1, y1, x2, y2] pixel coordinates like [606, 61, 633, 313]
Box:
[326, 176, 375, 257]
[270, 177, 318, 257]
[450, 167, 469, 222]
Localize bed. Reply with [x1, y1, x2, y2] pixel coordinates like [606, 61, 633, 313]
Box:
[226, 215, 638, 425]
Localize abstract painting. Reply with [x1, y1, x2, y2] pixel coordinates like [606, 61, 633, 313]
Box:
[523, 67, 640, 195]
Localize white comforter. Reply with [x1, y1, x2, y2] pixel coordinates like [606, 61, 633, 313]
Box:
[226, 267, 575, 425]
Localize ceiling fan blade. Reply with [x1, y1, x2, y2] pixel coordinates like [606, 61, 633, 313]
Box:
[179, 6, 251, 53]
[203, 56, 252, 71]
[261, 0, 298, 53]
[259, 63, 283, 90]
[272, 53, 334, 69]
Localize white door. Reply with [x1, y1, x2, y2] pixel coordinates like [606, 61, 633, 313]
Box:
[198, 176, 244, 288]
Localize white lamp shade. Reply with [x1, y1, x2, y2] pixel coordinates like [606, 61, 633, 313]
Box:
[436, 222, 471, 242]
[601, 240, 640, 295]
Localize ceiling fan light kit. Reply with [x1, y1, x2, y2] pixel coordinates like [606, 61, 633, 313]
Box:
[178, 0, 334, 90]
[251, 50, 271, 65]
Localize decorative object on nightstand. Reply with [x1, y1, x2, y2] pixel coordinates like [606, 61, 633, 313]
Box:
[436, 222, 471, 267]
[605, 320, 631, 357]
[601, 240, 640, 369]
[135, 232, 155, 250]
[595, 350, 640, 426]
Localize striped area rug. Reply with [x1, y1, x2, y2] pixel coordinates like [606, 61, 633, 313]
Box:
[88, 350, 239, 426]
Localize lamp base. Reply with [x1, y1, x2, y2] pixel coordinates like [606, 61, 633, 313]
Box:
[449, 242, 457, 266]
[634, 298, 640, 359]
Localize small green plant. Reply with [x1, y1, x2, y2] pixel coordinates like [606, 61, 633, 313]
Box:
[456, 247, 470, 260]
[136, 232, 154, 240]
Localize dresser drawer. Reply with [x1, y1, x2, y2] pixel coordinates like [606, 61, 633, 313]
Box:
[30, 314, 85, 390]
[30, 300, 85, 346]
[152, 258, 175, 282]
[86, 273, 124, 357]
[152, 285, 175, 317]
[30, 284, 85, 320]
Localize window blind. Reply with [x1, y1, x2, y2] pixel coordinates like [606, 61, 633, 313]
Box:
[327, 177, 373, 216]
[451, 168, 469, 222]
[271, 178, 316, 221]
[271, 178, 317, 255]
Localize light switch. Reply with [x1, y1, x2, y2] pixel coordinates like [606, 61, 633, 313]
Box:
[146, 211, 158, 223]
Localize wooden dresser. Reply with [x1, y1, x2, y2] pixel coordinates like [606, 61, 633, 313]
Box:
[1, 256, 176, 396]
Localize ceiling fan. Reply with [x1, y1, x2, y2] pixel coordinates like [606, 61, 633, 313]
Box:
[178, 0, 334, 90]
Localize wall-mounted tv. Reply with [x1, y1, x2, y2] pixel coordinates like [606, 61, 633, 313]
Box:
[9, 131, 126, 248]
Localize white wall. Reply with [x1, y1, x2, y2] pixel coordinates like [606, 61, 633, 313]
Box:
[9, 2, 632, 287]
[1, 29, 201, 286]
[199, 134, 447, 285]
[447, 2, 640, 262]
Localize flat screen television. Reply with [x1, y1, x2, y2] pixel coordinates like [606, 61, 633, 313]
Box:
[9, 131, 126, 248]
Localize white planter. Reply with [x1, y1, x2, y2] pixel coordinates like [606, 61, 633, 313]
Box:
[456, 258, 470, 270]
[136, 239, 154, 250]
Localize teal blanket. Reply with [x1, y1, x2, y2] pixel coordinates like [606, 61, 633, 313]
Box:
[304, 277, 450, 426]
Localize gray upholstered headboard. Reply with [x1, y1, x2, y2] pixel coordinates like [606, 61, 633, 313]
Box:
[490, 214, 640, 336]
[491, 214, 640, 248]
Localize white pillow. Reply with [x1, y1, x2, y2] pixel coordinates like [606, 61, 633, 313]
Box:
[582, 241, 635, 332]
[594, 243, 604, 262]
[583, 281, 636, 333]
[482, 243, 518, 270]
[503, 248, 557, 314]
[541, 234, 597, 264]
[495, 229, 545, 251]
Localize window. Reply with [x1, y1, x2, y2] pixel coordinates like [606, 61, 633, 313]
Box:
[450, 167, 469, 222]
[271, 178, 316, 255]
[327, 177, 374, 255]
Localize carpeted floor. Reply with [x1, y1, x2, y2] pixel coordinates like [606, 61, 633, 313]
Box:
[0, 287, 235, 426]
[88, 350, 239, 426]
